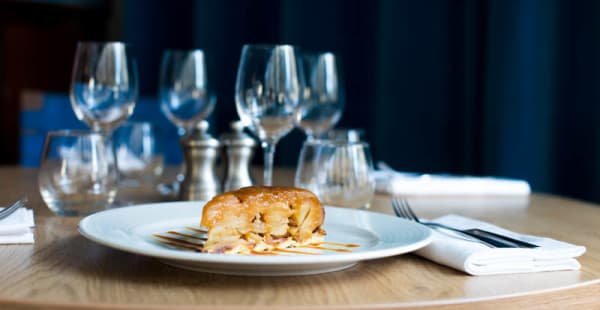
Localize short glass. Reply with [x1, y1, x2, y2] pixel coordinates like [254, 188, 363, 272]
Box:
[327, 128, 365, 142]
[113, 121, 164, 187]
[295, 139, 375, 209]
[38, 130, 118, 216]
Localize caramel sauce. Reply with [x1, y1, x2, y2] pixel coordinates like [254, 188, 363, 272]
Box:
[153, 234, 204, 251]
[159, 240, 203, 251]
[299, 245, 352, 253]
[250, 250, 279, 255]
[272, 248, 318, 255]
[185, 226, 208, 233]
[317, 241, 360, 248]
[153, 233, 203, 246]
[153, 228, 361, 256]
[167, 230, 207, 241]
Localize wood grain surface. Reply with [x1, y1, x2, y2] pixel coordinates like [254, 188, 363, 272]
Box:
[0, 166, 599, 309]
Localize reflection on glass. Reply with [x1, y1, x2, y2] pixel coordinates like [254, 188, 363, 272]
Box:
[70, 41, 138, 132]
[159, 49, 215, 133]
[113, 122, 164, 187]
[296, 52, 344, 140]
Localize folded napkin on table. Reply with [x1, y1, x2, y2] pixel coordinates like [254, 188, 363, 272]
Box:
[374, 164, 531, 196]
[415, 214, 585, 276]
[0, 207, 35, 244]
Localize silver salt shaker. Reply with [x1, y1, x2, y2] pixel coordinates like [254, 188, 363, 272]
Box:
[179, 120, 221, 201]
[221, 121, 256, 191]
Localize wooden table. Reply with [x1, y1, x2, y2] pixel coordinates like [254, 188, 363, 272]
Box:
[0, 166, 599, 309]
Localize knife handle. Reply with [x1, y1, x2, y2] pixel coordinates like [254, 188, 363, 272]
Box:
[426, 222, 538, 248]
[465, 228, 538, 248]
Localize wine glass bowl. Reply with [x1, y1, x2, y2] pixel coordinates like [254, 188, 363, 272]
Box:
[295, 139, 375, 209]
[70, 42, 138, 132]
[113, 121, 164, 187]
[296, 52, 344, 140]
[235, 44, 304, 185]
[159, 49, 215, 132]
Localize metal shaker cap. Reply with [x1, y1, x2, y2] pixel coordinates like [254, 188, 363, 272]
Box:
[220, 121, 255, 147]
[180, 120, 220, 148]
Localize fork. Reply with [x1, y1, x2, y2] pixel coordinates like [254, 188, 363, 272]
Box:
[391, 196, 538, 248]
[0, 197, 28, 221]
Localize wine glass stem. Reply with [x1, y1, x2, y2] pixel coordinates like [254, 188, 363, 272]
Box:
[261, 141, 276, 186]
[176, 125, 189, 182]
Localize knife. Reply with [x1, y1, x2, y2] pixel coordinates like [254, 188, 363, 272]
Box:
[426, 222, 538, 248]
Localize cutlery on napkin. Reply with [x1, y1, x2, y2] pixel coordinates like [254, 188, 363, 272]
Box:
[415, 214, 585, 276]
[0, 207, 35, 244]
[375, 162, 531, 196]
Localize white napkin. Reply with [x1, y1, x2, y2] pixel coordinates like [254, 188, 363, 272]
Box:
[415, 214, 585, 275]
[374, 169, 531, 196]
[0, 208, 35, 244]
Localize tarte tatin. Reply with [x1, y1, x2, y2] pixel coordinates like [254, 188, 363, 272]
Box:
[200, 186, 326, 254]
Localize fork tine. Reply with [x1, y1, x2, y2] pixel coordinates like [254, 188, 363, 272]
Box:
[397, 200, 412, 219]
[392, 196, 407, 218]
[400, 199, 421, 223]
[0, 197, 27, 220]
[397, 199, 415, 221]
[391, 196, 401, 216]
[392, 196, 414, 221]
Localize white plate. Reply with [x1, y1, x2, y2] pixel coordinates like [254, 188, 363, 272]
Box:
[79, 201, 432, 276]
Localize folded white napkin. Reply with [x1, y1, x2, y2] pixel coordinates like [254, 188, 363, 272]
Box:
[415, 215, 585, 275]
[0, 208, 35, 244]
[374, 170, 531, 196]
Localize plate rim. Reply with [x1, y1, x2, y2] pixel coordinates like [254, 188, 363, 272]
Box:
[78, 201, 433, 266]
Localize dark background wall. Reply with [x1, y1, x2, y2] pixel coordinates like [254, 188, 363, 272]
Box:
[2, 0, 600, 203]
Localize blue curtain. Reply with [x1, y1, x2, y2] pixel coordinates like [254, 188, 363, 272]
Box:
[119, 0, 600, 202]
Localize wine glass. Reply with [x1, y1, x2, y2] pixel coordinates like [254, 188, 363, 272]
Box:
[296, 52, 344, 140]
[159, 49, 216, 134]
[70, 41, 138, 133]
[159, 49, 215, 188]
[235, 44, 304, 186]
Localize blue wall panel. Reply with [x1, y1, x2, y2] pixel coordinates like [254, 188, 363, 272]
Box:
[20, 93, 183, 166]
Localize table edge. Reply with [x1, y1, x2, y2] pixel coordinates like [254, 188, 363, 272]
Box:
[0, 278, 598, 310]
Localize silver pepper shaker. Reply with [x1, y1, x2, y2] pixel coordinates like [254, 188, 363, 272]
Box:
[179, 121, 221, 201]
[221, 121, 256, 191]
